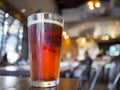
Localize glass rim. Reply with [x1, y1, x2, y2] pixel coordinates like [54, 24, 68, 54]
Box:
[27, 12, 64, 27]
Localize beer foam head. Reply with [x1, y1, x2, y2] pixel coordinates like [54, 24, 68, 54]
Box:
[28, 13, 64, 28]
[28, 19, 64, 28]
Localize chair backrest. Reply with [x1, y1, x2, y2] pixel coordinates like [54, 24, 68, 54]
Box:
[73, 64, 92, 79]
[113, 73, 120, 88]
[108, 72, 120, 90]
[83, 64, 92, 79]
[108, 61, 120, 84]
[89, 66, 104, 90]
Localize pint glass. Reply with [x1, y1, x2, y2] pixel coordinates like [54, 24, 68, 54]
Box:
[28, 13, 64, 87]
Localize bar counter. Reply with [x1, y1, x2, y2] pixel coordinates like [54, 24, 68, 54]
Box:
[0, 76, 80, 90]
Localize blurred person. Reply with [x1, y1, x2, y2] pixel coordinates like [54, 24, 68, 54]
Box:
[97, 48, 104, 57]
[81, 51, 92, 66]
[102, 51, 111, 62]
[72, 51, 93, 90]
[96, 48, 105, 60]
[80, 51, 92, 78]
[70, 51, 92, 79]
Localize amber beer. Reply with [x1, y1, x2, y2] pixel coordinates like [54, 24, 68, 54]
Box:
[28, 13, 64, 87]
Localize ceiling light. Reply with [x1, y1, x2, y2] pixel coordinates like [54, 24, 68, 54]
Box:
[87, 1, 93, 6]
[104, 35, 109, 40]
[111, 34, 116, 39]
[86, 0, 101, 10]
[63, 31, 67, 36]
[64, 35, 69, 40]
[21, 8, 26, 13]
[87, 1, 94, 10]
[81, 38, 86, 44]
[89, 5, 95, 10]
[101, 35, 110, 40]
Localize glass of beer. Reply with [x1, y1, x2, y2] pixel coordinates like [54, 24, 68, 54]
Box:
[28, 12, 64, 87]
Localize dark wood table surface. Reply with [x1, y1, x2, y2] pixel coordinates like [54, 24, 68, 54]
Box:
[0, 76, 80, 90]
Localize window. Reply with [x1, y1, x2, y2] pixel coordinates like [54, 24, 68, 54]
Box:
[109, 44, 120, 56]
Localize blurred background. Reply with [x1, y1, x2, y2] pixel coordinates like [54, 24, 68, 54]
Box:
[0, 0, 120, 89]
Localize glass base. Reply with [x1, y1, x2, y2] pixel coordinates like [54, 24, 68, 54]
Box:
[31, 79, 59, 87]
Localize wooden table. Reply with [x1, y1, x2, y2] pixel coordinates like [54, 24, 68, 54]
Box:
[0, 76, 80, 90]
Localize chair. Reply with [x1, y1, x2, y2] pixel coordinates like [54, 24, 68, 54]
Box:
[75, 64, 92, 90]
[70, 57, 92, 90]
[108, 59, 120, 90]
[89, 66, 104, 90]
[108, 72, 120, 90]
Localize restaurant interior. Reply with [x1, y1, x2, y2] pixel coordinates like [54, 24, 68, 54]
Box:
[0, 0, 120, 90]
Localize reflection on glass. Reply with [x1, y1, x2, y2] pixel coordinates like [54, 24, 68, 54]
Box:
[0, 9, 24, 63]
[3, 24, 8, 34]
[9, 19, 20, 34]
[5, 66, 18, 71]
[7, 52, 19, 63]
[19, 27, 23, 34]
[5, 13, 9, 18]
[18, 45, 22, 51]
[3, 76, 18, 87]
[19, 34, 23, 39]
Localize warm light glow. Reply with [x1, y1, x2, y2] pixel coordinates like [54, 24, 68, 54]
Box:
[21, 8, 26, 13]
[87, 1, 93, 6]
[64, 35, 69, 39]
[89, 5, 95, 10]
[101, 35, 110, 40]
[76, 37, 87, 47]
[87, 1, 94, 10]
[81, 38, 86, 44]
[111, 35, 116, 39]
[63, 31, 70, 39]
[93, 35, 98, 39]
[95, 2, 101, 8]
[104, 36, 109, 40]
[87, 0, 101, 10]
[63, 31, 67, 36]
